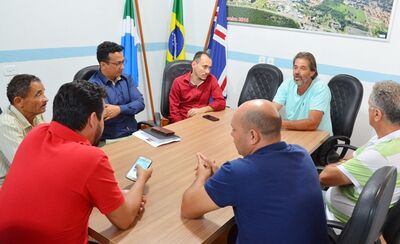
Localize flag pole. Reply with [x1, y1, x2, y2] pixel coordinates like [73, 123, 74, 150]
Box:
[134, 0, 156, 122]
[203, 0, 219, 51]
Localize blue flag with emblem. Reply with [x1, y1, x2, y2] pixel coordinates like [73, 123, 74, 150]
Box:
[121, 0, 140, 87]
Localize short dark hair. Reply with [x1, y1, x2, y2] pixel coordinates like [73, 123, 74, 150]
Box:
[369, 80, 400, 125]
[7, 74, 41, 104]
[96, 41, 124, 63]
[293, 52, 318, 79]
[193, 51, 211, 63]
[52, 80, 106, 131]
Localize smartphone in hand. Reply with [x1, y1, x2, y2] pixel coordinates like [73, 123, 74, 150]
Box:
[126, 156, 152, 181]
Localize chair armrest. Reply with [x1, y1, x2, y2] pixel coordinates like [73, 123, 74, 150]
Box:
[327, 220, 345, 230]
[137, 120, 155, 129]
[323, 135, 351, 148]
[137, 112, 164, 129]
[320, 135, 353, 163]
[327, 220, 345, 244]
[325, 144, 357, 162]
[317, 143, 357, 186]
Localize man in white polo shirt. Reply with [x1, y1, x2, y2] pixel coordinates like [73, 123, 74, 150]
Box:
[0, 74, 47, 185]
[320, 80, 400, 223]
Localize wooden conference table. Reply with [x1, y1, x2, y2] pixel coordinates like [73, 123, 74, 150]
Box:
[88, 109, 329, 244]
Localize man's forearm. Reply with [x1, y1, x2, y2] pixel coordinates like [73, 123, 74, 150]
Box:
[125, 177, 147, 217]
[182, 176, 208, 203]
[209, 98, 226, 111]
[181, 177, 208, 218]
[319, 163, 352, 186]
[121, 99, 145, 115]
[282, 119, 319, 131]
[202, 106, 214, 113]
[106, 177, 148, 230]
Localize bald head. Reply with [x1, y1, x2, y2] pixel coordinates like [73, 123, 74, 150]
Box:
[236, 99, 282, 139]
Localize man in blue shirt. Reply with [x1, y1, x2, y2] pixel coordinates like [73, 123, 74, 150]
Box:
[273, 52, 332, 134]
[89, 41, 145, 140]
[181, 99, 328, 244]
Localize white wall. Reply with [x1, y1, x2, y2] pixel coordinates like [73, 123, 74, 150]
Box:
[1, 0, 399, 147]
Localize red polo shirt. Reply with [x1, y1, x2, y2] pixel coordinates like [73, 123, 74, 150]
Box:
[169, 72, 226, 123]
[0, 121, 124, 244]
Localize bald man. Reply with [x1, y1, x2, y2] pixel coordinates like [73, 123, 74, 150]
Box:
[181, 100, 328, 244]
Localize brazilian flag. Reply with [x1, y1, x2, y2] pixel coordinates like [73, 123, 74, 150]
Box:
[166, 0, 185, 63]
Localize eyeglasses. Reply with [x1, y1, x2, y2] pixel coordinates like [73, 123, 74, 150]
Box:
[107, 60, 124, 67]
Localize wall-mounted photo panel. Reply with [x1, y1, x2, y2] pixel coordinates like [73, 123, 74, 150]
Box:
[227, 0, 397, 40]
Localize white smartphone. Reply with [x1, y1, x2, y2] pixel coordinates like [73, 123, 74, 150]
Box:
[126, 156, 152, 181]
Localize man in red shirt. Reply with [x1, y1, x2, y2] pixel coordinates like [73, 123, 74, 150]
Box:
[169, 51, 226, 123]
[0, 81, 152, 243]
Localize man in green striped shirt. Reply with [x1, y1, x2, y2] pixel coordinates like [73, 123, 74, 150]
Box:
[320, 80, 400, 223]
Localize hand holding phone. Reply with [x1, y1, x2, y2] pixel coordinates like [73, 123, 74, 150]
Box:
[126, 156, 152, 181]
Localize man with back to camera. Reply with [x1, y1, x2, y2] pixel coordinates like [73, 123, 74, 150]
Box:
[0, 80, 153, 243]
[181, 99, 328, 243]
[0, 74, 47, 186]
[273, 51, 332, 134]
[320, 80, 400, 224]
[169, 51, 226, 123]
[89, 41, 145, 142]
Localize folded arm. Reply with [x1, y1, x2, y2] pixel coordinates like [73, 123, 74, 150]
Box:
[119, 85, 145, 116]
[282, 110, 324, 131]
[188, 80, 226, 118]
[181, 153, 219, 218]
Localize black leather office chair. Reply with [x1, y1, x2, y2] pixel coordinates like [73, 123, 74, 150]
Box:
[314, 74, 363, 166]
[327, 166, 397, 244]
[73, 65, 99, 81]
[381, 198, 400, 244]
[237, 63, 283, 106]
[158, 60, 192, 125]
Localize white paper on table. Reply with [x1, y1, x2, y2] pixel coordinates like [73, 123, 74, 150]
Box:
[133, 130, 181, 147]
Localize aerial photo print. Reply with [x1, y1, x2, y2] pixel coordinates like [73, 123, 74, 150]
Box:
[227, 0, 396, 39]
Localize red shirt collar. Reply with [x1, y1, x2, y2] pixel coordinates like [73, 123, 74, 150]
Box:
[48, 121, 91, 146]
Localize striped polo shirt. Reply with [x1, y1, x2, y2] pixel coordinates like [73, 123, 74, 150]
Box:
[326, 129, 400, 223]
[0, 105, 44, 185]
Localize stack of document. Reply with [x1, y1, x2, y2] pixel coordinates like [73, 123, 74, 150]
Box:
[133, 128, 181, 147]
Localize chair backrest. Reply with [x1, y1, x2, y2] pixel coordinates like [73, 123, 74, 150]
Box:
[237, 63, 283, 106]
[160, 60, 192, 118]
[382, 198, 400, 244]
[337, 166, 397, 244]
[73, 65, 99, 81]
[328, 74, 363, 137]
